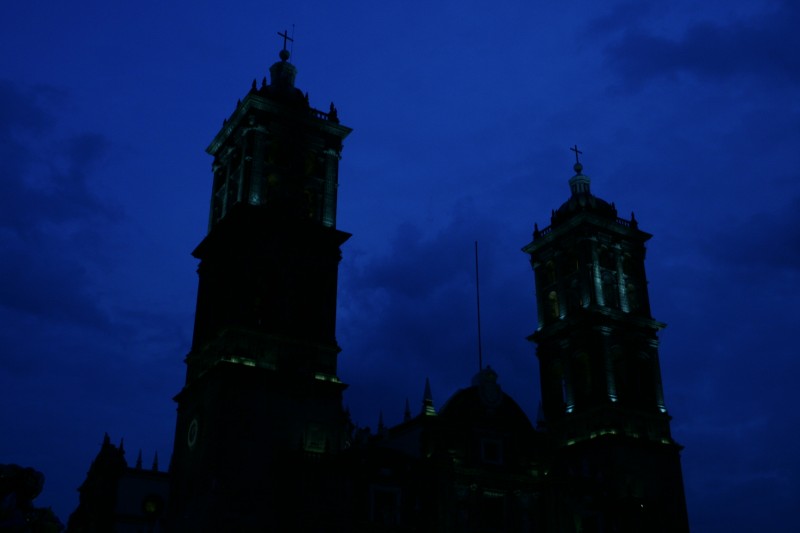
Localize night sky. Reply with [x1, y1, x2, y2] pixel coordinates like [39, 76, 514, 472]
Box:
[2, 1, 798, 530]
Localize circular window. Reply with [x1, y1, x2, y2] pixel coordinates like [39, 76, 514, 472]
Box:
[187, 418, 199, 448]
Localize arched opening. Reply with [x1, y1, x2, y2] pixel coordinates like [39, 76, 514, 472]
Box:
[566, 278, 581, 314]
[545, 261, 557, 283]
[571, 353, 592, 408]
[613, 352, 657, 409]
[626, 282, 639, 312]
[548, 291, 560, 319]
[601, 271, 619, 309]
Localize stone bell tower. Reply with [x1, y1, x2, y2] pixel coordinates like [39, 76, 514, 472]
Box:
[523, 150, 689, 532]
[167, 35, 353, 530]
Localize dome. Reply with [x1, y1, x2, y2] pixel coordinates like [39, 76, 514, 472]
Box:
[244, 49, 310, 109]
[439, 367, 534, 433]
[550, 162, 617, 227]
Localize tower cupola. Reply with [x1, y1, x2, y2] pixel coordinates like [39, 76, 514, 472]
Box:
[568, 162, 591, 195]
[551, 153, 617, 227]
[522, 149, 688, 531]
[168, 33, 353, 529]
[268, 47, 297, 90]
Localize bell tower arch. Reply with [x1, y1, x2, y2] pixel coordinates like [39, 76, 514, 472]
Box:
[167, 40, 353, 530]
[523, 152, 689, 532]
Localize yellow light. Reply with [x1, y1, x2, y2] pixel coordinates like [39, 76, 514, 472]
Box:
[314, 372, 342, 383]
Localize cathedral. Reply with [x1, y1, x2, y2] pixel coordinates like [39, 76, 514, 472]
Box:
[68, 39, 690, 532]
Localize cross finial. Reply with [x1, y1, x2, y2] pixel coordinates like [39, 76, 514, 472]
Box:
[277, 29, 294, 51]
[570, 145, 583, 164]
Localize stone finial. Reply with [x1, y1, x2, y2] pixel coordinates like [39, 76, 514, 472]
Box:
[422, 378, 436, 416]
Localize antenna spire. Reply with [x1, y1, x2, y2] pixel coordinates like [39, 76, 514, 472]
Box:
[475, 241, 483, 372]
[422, 378, 436, 416]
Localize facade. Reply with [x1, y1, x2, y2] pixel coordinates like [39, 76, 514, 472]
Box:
[69, 45, 689, 532]
[166, 45, 353, 532]
[522, 161, 690, 531]
[67, 435, 169, 532]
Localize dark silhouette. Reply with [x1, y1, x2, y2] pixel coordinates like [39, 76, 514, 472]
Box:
[0, 464, 63, 532]
[67, 435, 167, 532]
[70, 39, 690, 532]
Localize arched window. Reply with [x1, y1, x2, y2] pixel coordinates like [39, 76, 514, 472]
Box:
[622, 253, 635, 275]
[602, 271, 619, 309]
[613, 356, 630, 405]
[626, 282, 639, 312]
[563, 251, 579, 274]
[548, 291, 560, 319]
[566, 278, 581, 314]
[599, 248, 616, 270]
[545, 261, 557, 283]
[632, 354, 658, 408]
[549, 360, 572, 415]
[571, 353, 592, 407]
[614, 352, 657, 409]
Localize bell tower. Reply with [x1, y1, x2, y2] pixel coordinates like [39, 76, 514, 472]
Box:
[168, 37, 353, 530]
[523, 151, 689, 532]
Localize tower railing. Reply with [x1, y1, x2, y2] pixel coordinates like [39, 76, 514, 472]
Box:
[534, 215, 637, 240]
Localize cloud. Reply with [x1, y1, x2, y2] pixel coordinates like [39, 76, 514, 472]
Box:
[602, 1, 800, 87]
[338, 200, 541, 428]
[587, 1, 654, 35]
[0, 75, 187, 511]
[0, 238, 106, 325]
[645, 188, 800, 533]
[0, 79, 117, 326]
[0, 79, 55, 134]
[702, 194, 800, 273]
[0, 81, 113, 234]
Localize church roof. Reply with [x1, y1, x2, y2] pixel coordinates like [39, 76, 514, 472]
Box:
[259, 49, 307, 106]
[550, 162, 618, 227]
[439, 367, 534, 433]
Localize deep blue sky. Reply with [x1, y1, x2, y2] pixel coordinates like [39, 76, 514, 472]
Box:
[2, 1, 798, 530]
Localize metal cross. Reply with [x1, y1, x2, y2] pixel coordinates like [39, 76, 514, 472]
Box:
[570, 145, 583, 164]
[278, 29, 294, 51]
